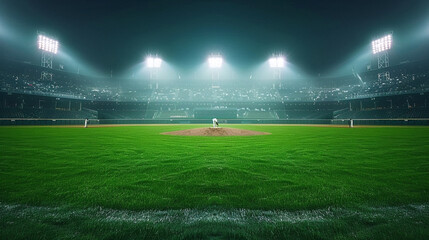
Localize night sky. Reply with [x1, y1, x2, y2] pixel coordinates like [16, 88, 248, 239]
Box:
[1, 0, 428, 76]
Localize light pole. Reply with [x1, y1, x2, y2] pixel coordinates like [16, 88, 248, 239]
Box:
[372, 33, 392, 82]
[37, 33, 59, 81]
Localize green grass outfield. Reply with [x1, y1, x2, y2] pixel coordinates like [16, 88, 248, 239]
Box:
[1, 124, 428, 239]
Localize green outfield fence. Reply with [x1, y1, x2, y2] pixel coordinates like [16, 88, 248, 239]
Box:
[0, 118, 428, 126]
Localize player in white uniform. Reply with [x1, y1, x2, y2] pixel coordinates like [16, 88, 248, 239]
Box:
[212, 118, 219, 128]
[84, 118, 88, 128]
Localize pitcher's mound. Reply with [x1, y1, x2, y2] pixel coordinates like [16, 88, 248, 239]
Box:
[161, 127, 270, 136]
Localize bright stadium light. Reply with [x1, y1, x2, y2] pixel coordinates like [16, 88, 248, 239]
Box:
[269, 56, 285, 68]
[371, 34, 392, 54]
[269, 55, 285, 86]
[37, 34, 59, 54]
[146, 56, 162, 68]
[146, 54, 162, 89]
[371, 33, 392, 81]
[208, 55, 223, 68]
[37, 32, 58, 80]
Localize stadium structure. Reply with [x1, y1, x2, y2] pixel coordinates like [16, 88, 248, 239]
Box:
[1, 56, 428, 126]
[1, 1, 429, 239]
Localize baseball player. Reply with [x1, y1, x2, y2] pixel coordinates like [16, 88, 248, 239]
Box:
[212, 118, 219, 128]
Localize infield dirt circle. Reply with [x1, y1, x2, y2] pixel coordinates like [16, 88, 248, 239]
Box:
[161, 127, 271, 136]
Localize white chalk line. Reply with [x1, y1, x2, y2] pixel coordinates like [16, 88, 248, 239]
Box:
[1, 202, 428, 225]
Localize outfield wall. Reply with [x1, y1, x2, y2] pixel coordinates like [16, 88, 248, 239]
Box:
[0, 118, 428, 126]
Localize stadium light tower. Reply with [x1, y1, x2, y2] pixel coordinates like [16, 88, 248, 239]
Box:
[146, 54, 162, 89]
[371, 33, 392, 82]
[269, 56, 285, 69]
[37, 33, 59, 81]
[208, 54, 222, 88]
[269, 55, 285, 89]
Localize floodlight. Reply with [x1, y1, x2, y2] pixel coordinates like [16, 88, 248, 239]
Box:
[37, 34, 59, 54]
[146, 56, 162, 68]
[269, 56, 285, 68]
[208, 56, 223, 68]
[371, 34, 392, 54]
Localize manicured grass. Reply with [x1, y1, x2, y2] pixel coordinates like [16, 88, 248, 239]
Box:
[1, 125, 428, 239]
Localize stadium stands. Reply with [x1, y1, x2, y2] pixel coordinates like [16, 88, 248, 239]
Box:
[0, 108, 97, 119]
[0, 59, 428, 122]
[243, 111, 278, 119]
[335, 108, 429, 119]
[154, 110, 190, 119]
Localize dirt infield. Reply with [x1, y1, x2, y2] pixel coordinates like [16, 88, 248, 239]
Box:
[161, 127, 271, 136]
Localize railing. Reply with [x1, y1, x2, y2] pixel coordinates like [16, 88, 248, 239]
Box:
[333, 108, 349, 117]
[0, 118, 98, 126]
[331, 118, 429, 126]
[0, 118, 428, 126]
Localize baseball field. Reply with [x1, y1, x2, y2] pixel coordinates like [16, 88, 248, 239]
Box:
[1, 124, 428, 239]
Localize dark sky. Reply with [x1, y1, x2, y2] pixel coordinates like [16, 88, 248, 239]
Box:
[1, 0, 429, 76]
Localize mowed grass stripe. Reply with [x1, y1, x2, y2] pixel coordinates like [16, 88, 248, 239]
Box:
[0, 125, 428, 210]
